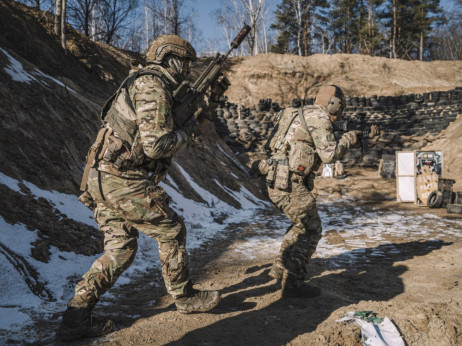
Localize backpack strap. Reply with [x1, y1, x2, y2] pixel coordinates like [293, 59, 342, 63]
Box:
[298, 107, 310, 133]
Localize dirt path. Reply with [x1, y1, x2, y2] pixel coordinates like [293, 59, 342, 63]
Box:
[48, 170, 462, 346]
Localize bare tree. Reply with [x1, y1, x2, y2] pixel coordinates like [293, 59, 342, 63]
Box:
[145, 0, 196, 38]
[55, 0, 62, 35]
[98, 0, 137, 44]
[54, 0, 67, 50]
[214, 0, 269, 55]
[241, 0, 266, 55]
[68, 0, 99, 38]
[288, 0, 316, 56]
[429, 5, 462, 60]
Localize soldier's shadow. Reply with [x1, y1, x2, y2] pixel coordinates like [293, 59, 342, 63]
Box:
[164, 239, 452, 345]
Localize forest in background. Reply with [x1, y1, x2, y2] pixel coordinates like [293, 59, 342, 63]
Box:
[14, 0, 462, 61]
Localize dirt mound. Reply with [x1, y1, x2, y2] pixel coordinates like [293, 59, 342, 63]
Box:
[424, 113, 462, 190]
[0, 0, 138, 193]
[224, 53, 462, 107]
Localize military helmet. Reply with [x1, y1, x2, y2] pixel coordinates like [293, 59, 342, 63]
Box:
[146, 34, 196, 64]
[315, 85, 346, 117]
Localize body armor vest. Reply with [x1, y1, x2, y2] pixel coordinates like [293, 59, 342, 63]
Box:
[80, 67, 177, 191]
[101, 66, 176, 146]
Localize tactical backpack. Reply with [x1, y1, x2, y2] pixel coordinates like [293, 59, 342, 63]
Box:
[263, 106, 318, 190]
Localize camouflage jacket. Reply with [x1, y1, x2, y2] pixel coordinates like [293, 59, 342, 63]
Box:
[97, 65, 193, 182]
[268, 105, 357, 176]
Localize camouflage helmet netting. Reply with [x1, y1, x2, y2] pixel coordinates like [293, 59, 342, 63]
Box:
[146, 35, 196, 63]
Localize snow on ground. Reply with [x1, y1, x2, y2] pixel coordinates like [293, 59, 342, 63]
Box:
[0, 167, 268, 342]
[232, 201, 462, 266]
[0, 47, 77, 93]
[1, 167, 461, 342]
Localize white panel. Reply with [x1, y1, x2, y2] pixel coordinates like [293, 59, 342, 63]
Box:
[397, 152, 415, 175]
[398, 176, 416, 202]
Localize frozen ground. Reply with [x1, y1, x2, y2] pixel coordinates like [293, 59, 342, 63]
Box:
[0, 169, 461, 344]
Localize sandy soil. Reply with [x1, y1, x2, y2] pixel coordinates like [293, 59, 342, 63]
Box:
[40, 169, 462, 346]
[224, 53, 462, 107]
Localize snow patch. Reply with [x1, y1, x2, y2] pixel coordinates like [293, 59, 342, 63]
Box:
[0, 48, 77, 93]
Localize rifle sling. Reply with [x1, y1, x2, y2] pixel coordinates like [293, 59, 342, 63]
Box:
[297, 108, 310, 134]
[79, 127, 112, 192]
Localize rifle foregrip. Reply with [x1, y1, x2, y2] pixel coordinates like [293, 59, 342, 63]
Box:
[232, 24, 251, 48]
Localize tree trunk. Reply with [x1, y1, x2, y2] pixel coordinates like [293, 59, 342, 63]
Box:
[91, 3, 97, 41]
[61, 0, 67, 51]
[302, 14, 308, 56]
[55, 0, 62, 36]
[420, 30, 424, 61]
[419, 4, 424, 61]
[392, 0, 397, 58]
[368, 0, 372, 54]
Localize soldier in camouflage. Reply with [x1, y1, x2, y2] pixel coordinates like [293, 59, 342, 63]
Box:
[58, 35, 220, 341]
[259, 85, 379, 298]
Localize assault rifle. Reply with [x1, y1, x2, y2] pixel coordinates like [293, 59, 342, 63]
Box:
[332, 120, 375, 154]
[172, 24, 251, 129]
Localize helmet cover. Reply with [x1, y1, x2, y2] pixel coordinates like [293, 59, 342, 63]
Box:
[146, 34, 196, 63]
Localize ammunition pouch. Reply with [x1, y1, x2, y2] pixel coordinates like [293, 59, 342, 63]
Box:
[99, 133, 145, 171]
[265, 160, 277, 188]
[274, 159, 290, 190]
[265, 158, 290, 191]
[288, 142, 315, 177]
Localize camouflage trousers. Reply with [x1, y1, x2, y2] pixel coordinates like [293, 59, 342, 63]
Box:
[68, 169, 189, 310]
[267, 177, 322, 283]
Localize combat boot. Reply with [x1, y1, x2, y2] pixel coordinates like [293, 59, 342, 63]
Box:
[174, 282, 221, 314]
[57, 307, 114, 342]
[281, 273, 321, 299]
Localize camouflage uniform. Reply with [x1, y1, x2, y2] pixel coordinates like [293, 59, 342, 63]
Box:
[265, 104, 358, 285]
[68, 69, 195, 310]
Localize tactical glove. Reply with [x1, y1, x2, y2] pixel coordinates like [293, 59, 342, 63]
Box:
[339, 131, 359, 148]
[368, 124, 380, 138]
[210, 75, 230, 103]
[250, 159, 270, 177]
[183, 117, 201, 139]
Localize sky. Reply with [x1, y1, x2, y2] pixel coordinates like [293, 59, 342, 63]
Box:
[192, 0, 457, 53]
[193, 0, 279, 51]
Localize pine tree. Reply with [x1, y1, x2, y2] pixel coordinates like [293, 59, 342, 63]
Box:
[357, 0, 384, 55]
[378, 0, 443, 59]
[271, 0, 329, 56]
[412, 0, 444, 60]
[330, 0, 362, 53]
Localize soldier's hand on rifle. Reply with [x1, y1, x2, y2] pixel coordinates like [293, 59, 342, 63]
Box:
[210, 75, 230, 103]
[369, 124, 380, 138]
[183, 117, 201, 139]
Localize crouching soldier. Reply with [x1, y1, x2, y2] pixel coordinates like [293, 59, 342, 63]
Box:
[58, 35, 220, 341]
[256, 85, 379, 298]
